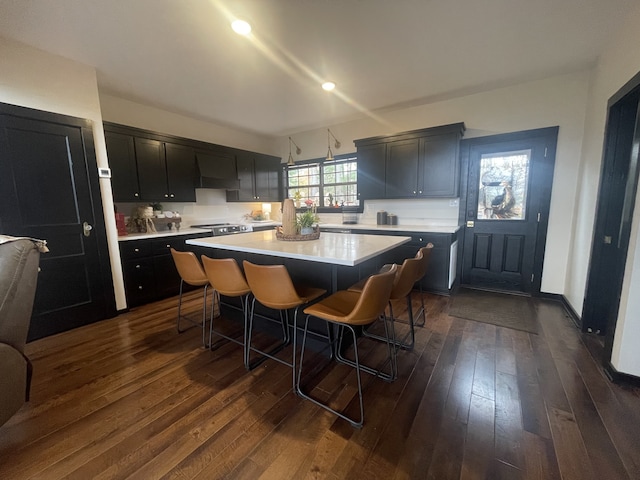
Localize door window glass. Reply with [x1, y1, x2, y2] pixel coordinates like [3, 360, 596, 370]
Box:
[477, 150, 530, 220]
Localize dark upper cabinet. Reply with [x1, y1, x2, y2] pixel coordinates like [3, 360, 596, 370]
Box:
[419, 132, 461, 197]
[135, 138, 166, 201]
[385, 138, 421, 198]
[104, 131, 140, 202]
[356, 142, 386, 202]
[164, 143, 197, 201]
[104, 122, 282, 204]
[135, 138, 196, 202]
[228, 152, 282, 202]
[355, 122, 465, 199]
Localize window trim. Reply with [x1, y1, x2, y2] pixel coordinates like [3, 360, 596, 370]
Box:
[286, 153, 359, 213]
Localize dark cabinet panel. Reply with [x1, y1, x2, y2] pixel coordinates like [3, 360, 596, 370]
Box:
[123, 258, 156, 306]
[419, 133, 460, 197]
[385, 138, 420, 198]
[165, 143, 196, 201]
[228, 153, 282, 202]
[105, 131, 140, 202]
[135, 137, 167, 201]
[235, 154, 255, 202]
[357, 143, 386, 202]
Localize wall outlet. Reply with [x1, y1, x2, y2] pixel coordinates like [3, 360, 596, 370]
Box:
[449, 199, 459, 207]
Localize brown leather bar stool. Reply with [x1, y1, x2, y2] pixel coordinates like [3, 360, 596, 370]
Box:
[348, 252, 423, 351]
[170, 248, 212, 347]
[413, 243, 434, 327]
[242, 260, 326, 388]
[296, 264, 398, 428]
[201, 256, 252, 361]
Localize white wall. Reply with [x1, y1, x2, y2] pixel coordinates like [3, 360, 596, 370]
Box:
[0, 37, 127, 311]
[283, 71, 591, 295]
[573, 3, 640, 376]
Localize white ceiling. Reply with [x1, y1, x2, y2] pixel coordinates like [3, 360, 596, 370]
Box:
[0, 0, 634, 137]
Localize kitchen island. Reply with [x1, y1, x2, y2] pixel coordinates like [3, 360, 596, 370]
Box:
[186, 230, 411, 292]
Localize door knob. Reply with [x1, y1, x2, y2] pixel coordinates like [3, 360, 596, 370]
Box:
[83, 221, 93, 237]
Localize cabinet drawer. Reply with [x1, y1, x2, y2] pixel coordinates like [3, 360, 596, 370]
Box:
[120, 240, 152, 260]
[122, 258, 156, 306]
[151, 236, 188, 255]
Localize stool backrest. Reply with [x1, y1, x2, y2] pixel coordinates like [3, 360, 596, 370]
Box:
[170, 248, 208, 286]
[345, 264, 397, 325]
[201, 256, 250, 297]
[391, 253, 423, 300]
[242, 261, 302, 310]
[415, 243, 434, 281]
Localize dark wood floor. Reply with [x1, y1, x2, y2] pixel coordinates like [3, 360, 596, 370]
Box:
[1, 290, 638, 479]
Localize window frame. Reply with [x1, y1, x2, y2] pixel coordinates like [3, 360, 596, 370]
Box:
[285, 153, 359, 213]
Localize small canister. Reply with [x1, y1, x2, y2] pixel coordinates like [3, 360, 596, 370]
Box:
[377, 210, 388, 225]
[387, 214, 398, 225]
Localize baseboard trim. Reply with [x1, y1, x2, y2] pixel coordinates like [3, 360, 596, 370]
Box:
[603, 361, 640, 386]
[537, 292, 582, 329]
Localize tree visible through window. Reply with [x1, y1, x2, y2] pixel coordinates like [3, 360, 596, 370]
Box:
[287, 155, 358, 209]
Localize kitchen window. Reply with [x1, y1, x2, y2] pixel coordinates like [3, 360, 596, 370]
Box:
[286, 155, 358, 210]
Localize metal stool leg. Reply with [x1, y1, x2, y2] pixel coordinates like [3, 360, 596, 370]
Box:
[297, 315, 364, 428]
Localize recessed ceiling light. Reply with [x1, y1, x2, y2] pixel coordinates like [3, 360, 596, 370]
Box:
[231, 20, 251, 36]
[322, 82, 336, 91]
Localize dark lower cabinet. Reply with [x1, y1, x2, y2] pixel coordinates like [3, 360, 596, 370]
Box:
[120, 233, 209, 308]
[330, 229, 459, 295]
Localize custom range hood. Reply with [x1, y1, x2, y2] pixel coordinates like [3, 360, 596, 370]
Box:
[196, 152, 240, 190]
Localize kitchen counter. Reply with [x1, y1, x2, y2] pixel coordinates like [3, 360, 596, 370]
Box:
[318, 223, 460, 234]
[186, 231, 411, 267]
[118, 227, 210, 241]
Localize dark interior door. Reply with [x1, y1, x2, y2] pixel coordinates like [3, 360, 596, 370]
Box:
[0, 104, 115, 340]
[460, 128, 557, 294]
[583, 85, 640, 336]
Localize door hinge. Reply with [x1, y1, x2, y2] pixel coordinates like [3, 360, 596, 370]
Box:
[544, 147, 548, 157]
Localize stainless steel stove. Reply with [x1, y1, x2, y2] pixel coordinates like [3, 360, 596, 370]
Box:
[191, 223, 253, 236]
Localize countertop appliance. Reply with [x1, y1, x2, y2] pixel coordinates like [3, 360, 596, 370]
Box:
[191, 223, 253, 236]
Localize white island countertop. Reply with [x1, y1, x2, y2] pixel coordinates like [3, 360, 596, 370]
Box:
[186, 231, 411, 267]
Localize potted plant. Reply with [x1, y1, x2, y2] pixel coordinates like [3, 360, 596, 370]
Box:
[293, 191, 302, 208]
[297, 208, 319, 235]
[150, 202, 163, 216]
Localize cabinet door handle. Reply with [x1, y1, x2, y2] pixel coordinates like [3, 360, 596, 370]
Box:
[138, 285, 143, 290]
[134, 193, 139, 197]
[413, 191, 416, 194]
[134, 248, 140, 252]
[170, 194, 175, 198]
[418, 190, 422, 194]
[135, 264, 141, 269]
[166, 244, 171, 248]
[164, 194, 169, 198]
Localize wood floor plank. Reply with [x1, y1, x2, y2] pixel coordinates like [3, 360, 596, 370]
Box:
[494, 371, 524, 470]
[0, 292, 637, 480]
[547, 407, 597, 480]
[459, 393, 495, 480]
[522, 431, 561, 480]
